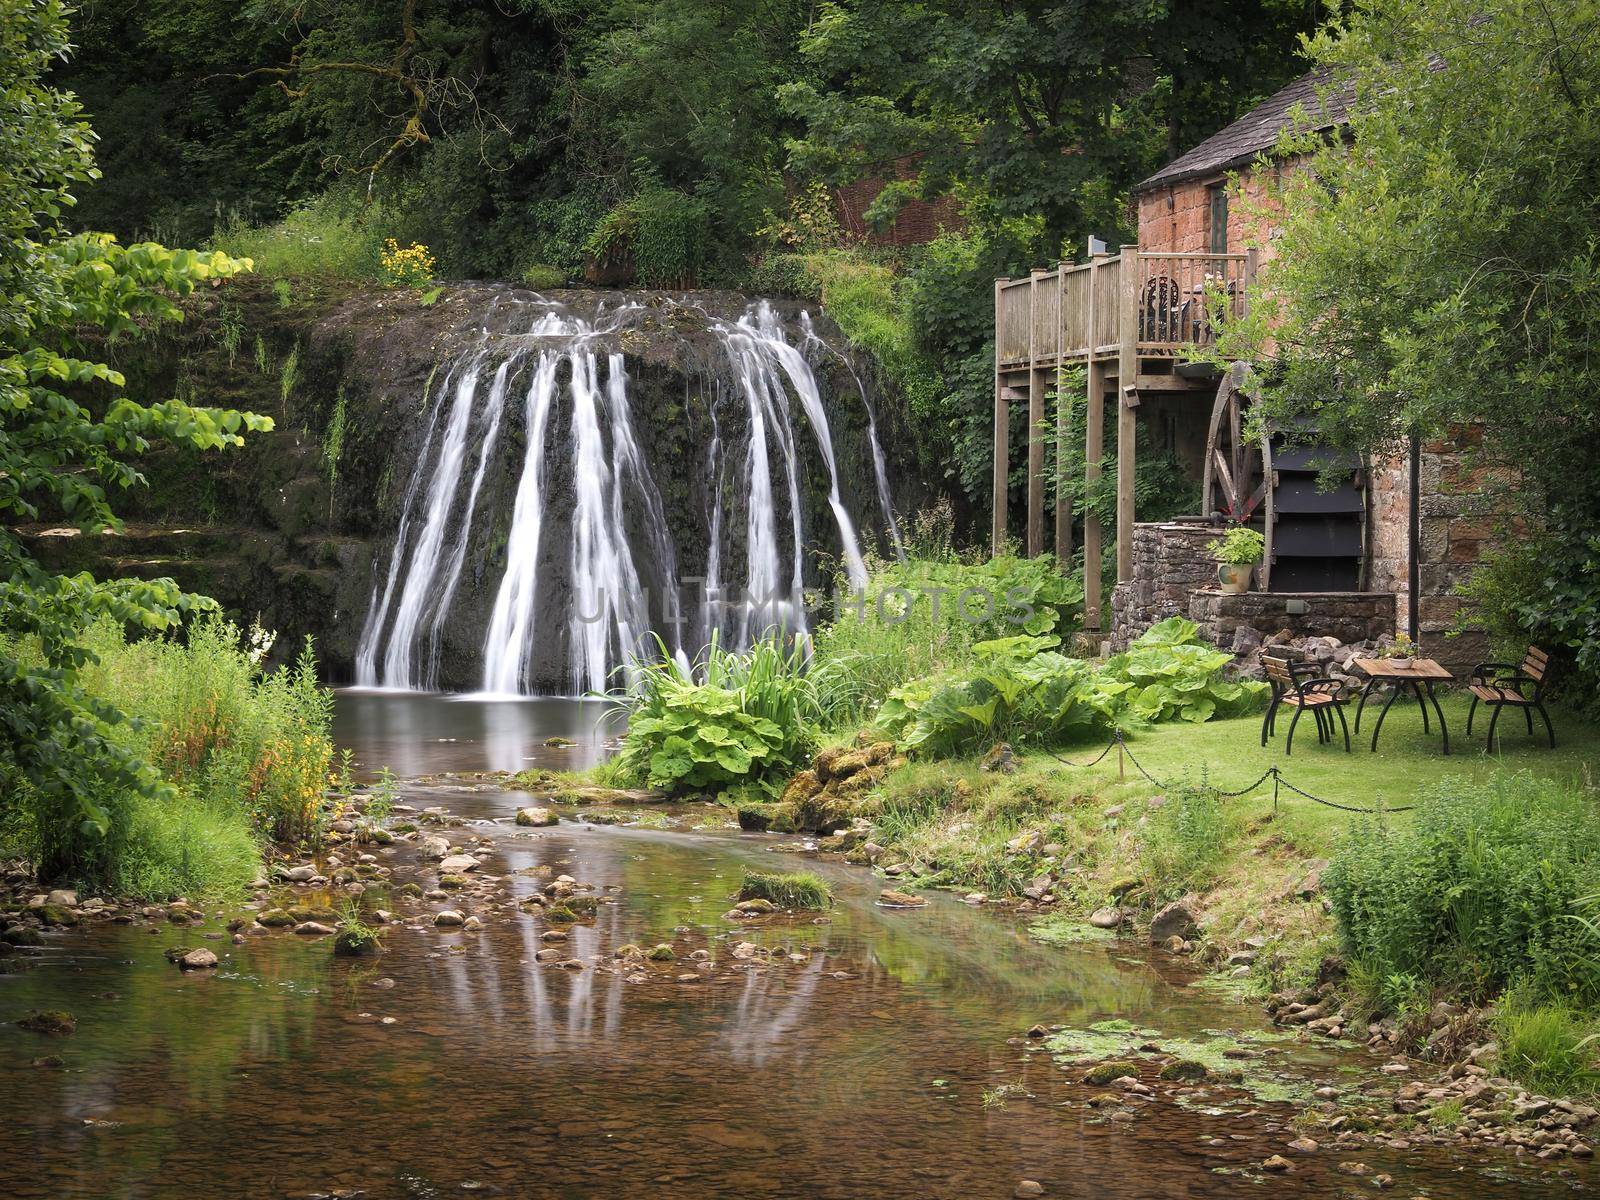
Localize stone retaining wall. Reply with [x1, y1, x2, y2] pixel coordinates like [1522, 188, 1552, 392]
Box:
[1188, 589, 1396, 652]
[1110, 521, 1220, 649]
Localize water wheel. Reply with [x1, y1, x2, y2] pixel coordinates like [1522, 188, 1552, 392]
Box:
[1200, 363, 1275, 584]
[1200, 362, 1368, 592]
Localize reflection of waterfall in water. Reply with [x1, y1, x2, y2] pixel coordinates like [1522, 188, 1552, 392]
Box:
[355, 292, 899, 696]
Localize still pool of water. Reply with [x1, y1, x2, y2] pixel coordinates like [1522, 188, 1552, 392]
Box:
[2, 696, 1593, 1198]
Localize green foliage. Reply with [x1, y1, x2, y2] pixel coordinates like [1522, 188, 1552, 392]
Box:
[876, 634, 1126, 756]
[211, 195, 387, 282]
[585, 186, 711, 288]
[0, 0, 270, 869]
[1324, 774, 1600, 1009]
[737, 869, 832, 910]
[616, 636, 820, 794]
[519, 263, 567, 291]
[800, 249, 941, 415]
[323, 386, 347, 487]
[1103, 617, 1266, 725]
[1492, 986, 1600, 1097]
[1218, 0, 1600, 710]
[813, 552, 1084, 727]
[4, 616, 334, 896]
[874, 615, 1265, 755]
[1139, 785, 1235, 901]
[1206, 526, 1265, 566]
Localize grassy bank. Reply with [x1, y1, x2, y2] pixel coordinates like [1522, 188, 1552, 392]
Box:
[587, 549, 1600, 1096]
[2, 617, 335, 899]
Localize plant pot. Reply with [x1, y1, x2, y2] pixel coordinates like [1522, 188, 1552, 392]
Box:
[1389, 657, 1412, 670]
[1217, 563, 1254, 594]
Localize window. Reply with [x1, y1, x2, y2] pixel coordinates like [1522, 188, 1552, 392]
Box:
[1207, 183, 1229, 253]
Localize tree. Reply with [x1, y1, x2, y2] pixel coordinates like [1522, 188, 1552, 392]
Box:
[780, 0, 1319, 252]
[1222, 0, 1600, 701]
[0, 0, 268, 877]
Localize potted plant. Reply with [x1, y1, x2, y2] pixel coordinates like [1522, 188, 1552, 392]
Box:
[1377, 632, 1417, 670]
[1206, 525, 1266, 594]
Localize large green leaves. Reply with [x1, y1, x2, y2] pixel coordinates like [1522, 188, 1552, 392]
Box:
[876, 618, 1265, 755]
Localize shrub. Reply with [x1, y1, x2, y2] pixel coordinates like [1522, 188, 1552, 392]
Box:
[585, 186, 710, 287]
[378, 238, 436, 288]
[738, 869, 832, 910]
[871, 617, 1265, 755]
[520, 262, 567, 291]
[1206, 525, 1265, 566]
[3, 616, 335, 897]
[1139, 784, 1235, 901]
[1324, 773, 1600, 1008]
[1103, 617, 1267, 724]
[813, 552, 1085, 727]
[616, 635, 820, 795]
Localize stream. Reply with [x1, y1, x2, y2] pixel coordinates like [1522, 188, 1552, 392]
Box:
[2, 693, 1593, 1198]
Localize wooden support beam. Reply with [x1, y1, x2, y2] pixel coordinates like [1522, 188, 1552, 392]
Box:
[1083, 360, 1105, 631]
[1116, 245, 1139, 584]
[1026, 270, 1046, 557]
[991, 278, 1008, 556]
[1053, 260, 1071, 566]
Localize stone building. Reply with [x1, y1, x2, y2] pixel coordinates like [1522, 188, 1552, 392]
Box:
[993, 70, 1500, 671]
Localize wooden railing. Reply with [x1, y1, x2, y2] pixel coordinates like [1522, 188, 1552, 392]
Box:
[995, 249, 1251, 366]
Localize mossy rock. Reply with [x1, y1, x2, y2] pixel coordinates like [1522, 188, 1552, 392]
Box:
[816, 748, 870, 782]
[38, 905, 78, 927]
[1, 926, 42, 947]
[288, 904, 339, 923]
[563, 895, 599, 917]
[647, 943, 675, 961]
[736, 802, 797, 833]
[333, 929, 383, 957]
[19, 1009, 75, 1036]
[394, 882, 424, 899]
[438, 874, 468, 889]
[543, 904, 579, 923]
[779, 769, 823, 807]
[255, 908, 296, 928]
[1081, 1060, 1142, 1086]
[1158, 1059, 1212, 1083]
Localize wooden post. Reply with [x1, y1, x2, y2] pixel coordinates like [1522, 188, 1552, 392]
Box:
[1083, 359, 1104, 631]
[1027, 270, 1046, 557]
[1053, 260, 1072, 565]
[1116, 245, 1139, 583]
[1082, 252, 1108, 631]
[992, 278, 1008, 556]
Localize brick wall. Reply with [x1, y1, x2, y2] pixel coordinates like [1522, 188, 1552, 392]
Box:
[1135, 159, 1296, 257]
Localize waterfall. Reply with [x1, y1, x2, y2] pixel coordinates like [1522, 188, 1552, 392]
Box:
[479, 352, 559, 696]
[355, 291, 899, 695]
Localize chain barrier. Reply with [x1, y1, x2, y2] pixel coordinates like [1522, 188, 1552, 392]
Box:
[1045, 728, 1413, 815]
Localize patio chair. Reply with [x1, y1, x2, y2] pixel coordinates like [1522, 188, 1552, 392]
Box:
[1467, 645, 1556, 749]
[1262, 654, 1350, 755]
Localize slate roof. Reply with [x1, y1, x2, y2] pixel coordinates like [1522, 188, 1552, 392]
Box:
[1136, 67, 1351, 193]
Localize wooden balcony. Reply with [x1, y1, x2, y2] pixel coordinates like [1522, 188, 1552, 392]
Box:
[996, 249, 1254, 370]
[991, 246, 1257, 634]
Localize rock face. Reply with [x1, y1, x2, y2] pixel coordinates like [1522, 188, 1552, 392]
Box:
[21, 279, 930, 685]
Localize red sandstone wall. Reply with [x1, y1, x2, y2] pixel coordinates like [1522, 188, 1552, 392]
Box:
[1136, 160, 1295, 259]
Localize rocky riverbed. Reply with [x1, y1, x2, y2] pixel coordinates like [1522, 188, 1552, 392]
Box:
[3, 694, 1596, 1198]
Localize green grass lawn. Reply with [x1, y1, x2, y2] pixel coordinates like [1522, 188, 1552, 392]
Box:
[1019, 691, 1599, 857]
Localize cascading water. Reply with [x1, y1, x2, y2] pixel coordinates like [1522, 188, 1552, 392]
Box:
[355, 290, 901, 696]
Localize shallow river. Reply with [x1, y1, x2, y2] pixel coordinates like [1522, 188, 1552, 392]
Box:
[1, 694, 1592, 1198]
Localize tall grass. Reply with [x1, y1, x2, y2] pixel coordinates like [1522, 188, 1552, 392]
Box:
[4, 617, 335, 898]
[812, 550, 1084, 728]
[738, 869, 832, 910]
[1325, 773, 1600, 1007]
[211, 194, 388, 282]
